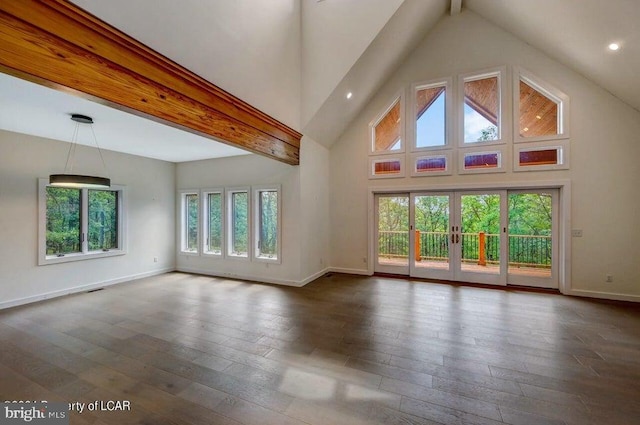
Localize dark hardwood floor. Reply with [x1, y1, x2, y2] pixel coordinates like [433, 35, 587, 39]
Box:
[1, 272, 640, 425]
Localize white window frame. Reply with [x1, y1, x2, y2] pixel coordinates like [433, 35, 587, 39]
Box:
[369, 90, 406, 155]
[514, 141, 570, 172]
[458, 66, 509, 147]
[253, 185, 282, 263]
[410, 151, 453, 177]
[513, 67, 570, 143]
[38, 178, 126, 265]
[226, 187, 251, 260]
[202, 188, 225, 258]
[411, 77, 453, 152]
[458, 148, 506, 175]
[179, 190, 200, 256]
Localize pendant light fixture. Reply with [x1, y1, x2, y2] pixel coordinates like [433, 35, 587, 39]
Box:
[49, 114, 111, 188]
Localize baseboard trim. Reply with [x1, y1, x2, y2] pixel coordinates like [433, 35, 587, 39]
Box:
[328, 267, 372, 276]
[177, 267, 299, 288]
[300, 268, 331, 285]
[176, 267, 332, 288]
[0, 268, 175, 310]
[567, 288, 640, 303]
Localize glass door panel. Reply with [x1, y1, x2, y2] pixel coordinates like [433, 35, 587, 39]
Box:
[507, 190, 558, 288]
[459, 193, 502, 275]
[375, 188, 558, 287]
[375, 194, 410, 274]
[455, 191, 507, 285]
[411, 194, 453, 279]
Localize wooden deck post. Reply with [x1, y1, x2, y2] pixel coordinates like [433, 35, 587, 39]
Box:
[415, 230, 421, 262]
[478, 232, 486, 266]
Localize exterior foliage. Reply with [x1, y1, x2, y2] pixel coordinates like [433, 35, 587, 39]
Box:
[46, 187, 119, 255]
[259, 191, 278, 257]
[46, 187, 81, 255]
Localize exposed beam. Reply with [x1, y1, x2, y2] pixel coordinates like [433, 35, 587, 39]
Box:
[450, 0, 462, 15]
[0, 0, 301, 165]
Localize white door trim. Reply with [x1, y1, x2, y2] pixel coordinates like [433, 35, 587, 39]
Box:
[368, 179, 571, 294]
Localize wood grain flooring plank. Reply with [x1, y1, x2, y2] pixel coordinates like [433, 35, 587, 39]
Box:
[1, 272, 639, 425]
[400, 396, 504, 425]
[380, 377, 503, 421]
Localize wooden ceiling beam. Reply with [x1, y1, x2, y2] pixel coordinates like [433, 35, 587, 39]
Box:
[0, 0, 301, 165]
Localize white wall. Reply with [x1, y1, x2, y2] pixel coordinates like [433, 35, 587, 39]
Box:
[299, 136, 331, 281]
[0, 130, 176, 308]
[72, 0, 302, 129]
[176, 154, 303, 285]
[301, 0, 404, 126]
[175, 136, 330, 286]
[329, 10, 640, 300]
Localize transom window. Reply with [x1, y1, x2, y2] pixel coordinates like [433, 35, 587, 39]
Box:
[367, 67, 569, 178]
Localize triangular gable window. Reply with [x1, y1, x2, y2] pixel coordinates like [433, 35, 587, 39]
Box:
[416, 85, 446, 148]
[372, 97, 402, 153]
[463, 75, 499, 143]
[515, 69, 569, 142]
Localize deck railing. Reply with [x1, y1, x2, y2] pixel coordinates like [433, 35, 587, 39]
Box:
[378, 231, 551, 268]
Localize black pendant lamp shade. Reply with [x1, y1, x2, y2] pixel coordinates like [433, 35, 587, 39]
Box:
[49, 174, 111, 188]
[49, 114, 111, 189]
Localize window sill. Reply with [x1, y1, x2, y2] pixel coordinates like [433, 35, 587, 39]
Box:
[39, 249, 125, 266]
[254, 255, 281, 264]
[180, 250, 200, 257]
[227, 253, 249, 260]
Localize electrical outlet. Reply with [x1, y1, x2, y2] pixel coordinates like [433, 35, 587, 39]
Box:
[153, 257, 158, 263]
[572, 229, 583, 237]
[362, 257, 367, 264]
[606, 274, 613, 283]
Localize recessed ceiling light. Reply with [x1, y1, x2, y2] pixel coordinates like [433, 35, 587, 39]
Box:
[346, 92, 353, 99]
[536, 115, 542, 120]
[608, 43, 620, 51]
[523, 127, 529, 132]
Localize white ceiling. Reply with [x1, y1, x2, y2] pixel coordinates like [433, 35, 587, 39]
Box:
[465, 0, 640, 114]
[0, 73, 249, 163]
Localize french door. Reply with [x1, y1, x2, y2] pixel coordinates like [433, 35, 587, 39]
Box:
[410, 191, 508, 285]
[375, 189, 559, 288]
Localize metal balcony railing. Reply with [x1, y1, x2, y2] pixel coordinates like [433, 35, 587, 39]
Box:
[378, 230, 551, 268]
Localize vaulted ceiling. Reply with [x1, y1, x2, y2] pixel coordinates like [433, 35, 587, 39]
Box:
[1, 0, 638, 161]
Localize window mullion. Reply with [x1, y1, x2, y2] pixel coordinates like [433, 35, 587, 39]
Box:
[81, 188, 89, 253]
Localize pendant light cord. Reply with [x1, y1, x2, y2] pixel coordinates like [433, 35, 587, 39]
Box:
[90, 124, 110, 178]
[63, 122, 80, 173]
[61, 120, 110, 178]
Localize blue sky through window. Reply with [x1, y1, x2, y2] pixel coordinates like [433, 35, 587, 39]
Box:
[464, 103, 497, 142]
[416, 91, 445, 148]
